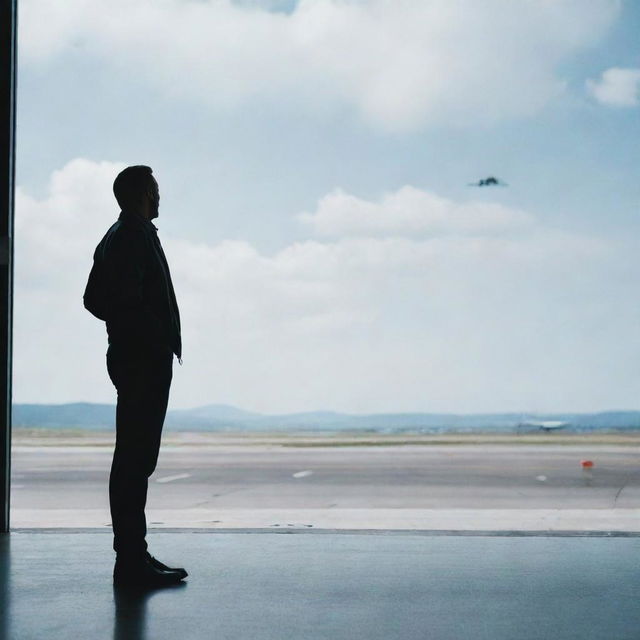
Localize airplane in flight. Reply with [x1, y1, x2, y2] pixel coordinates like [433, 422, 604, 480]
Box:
[468, 176, 508, 187]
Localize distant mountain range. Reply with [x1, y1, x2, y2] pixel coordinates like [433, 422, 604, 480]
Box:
[11, 403, 640, 433]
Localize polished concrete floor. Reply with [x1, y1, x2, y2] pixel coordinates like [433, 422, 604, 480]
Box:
[1, 530, 639, 640]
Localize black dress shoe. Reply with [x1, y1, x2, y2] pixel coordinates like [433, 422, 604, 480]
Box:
[145, 552, 188, 579]
[113, 554, 187, 588]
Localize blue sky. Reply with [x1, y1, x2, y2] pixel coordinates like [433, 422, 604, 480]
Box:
[12, 0, 640, 413]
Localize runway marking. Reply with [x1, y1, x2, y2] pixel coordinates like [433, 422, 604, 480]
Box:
[156, 473, 191, 483]
[292, 470, 313, 478]
[536, 475, 547, 482]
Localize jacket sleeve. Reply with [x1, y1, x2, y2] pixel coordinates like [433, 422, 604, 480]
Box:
[83, 248, 109, 321]
[103, 229, 167, 348]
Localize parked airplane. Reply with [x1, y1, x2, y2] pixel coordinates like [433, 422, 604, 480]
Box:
[518, 420, 569, 432]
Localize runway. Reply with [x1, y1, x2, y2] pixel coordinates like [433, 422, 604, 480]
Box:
[9, 433, 640, 530]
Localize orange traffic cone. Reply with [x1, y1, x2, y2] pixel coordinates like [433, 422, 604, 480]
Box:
[581, 460, 594, 485]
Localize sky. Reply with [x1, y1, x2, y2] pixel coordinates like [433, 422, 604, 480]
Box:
[13, 0, 640, 414]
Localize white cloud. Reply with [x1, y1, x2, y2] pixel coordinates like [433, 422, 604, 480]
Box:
[19, 0, 620, 131]
[298, 186, 534, 237]
[13, 158, 640, 414]
[586, 67, 640, 107]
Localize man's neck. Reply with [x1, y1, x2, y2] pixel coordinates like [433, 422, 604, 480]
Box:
[122, 208, 148, 220]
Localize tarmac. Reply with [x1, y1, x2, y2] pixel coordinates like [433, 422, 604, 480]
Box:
[10, 439, 640, 531]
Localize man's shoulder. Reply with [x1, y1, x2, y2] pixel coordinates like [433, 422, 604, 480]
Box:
[105, 218, 147, 241]
[96, 219, 148, 258]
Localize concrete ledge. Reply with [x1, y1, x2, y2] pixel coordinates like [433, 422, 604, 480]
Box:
[10, 507, 640, 531]
[9, 527, 640, 537]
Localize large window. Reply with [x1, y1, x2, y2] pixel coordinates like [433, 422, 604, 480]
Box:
[12, 0, 640, 531]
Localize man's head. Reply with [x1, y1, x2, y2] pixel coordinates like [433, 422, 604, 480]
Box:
[113, 165, 159, 220]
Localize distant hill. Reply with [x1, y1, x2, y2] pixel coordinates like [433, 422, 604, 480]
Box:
[13, 403, 116, 428]
[11, 403, 640, 433]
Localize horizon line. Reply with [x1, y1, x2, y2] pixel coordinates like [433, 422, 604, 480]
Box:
[11, 401, 640, 417]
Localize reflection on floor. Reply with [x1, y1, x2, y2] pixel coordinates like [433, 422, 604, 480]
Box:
[1, 530, 639, 640]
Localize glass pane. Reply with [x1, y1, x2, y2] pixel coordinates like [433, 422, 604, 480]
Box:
[12, 0, 640, 532]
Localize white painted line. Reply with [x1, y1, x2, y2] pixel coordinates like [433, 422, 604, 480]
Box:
[156, 473, 191, 484]
[536, 475, 547, 482]
[292, 470, 313, 478]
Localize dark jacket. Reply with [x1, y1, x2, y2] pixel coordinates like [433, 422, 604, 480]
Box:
[83, 210, 182, 360]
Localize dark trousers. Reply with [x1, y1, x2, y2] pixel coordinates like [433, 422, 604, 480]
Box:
[106, 344, 173, 557]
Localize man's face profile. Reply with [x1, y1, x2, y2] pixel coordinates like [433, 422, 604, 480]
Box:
[149, 178, 160, 219]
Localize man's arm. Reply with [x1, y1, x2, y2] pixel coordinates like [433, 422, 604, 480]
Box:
[83, 247, 109, 321]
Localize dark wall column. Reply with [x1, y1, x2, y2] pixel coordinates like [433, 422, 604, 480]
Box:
[0, 0, 17, 533]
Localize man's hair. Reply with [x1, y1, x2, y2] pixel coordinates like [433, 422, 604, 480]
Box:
[113, 165, 154, 210]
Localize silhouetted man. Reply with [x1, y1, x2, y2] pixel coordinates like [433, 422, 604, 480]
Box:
[83, 165, 187, 587]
